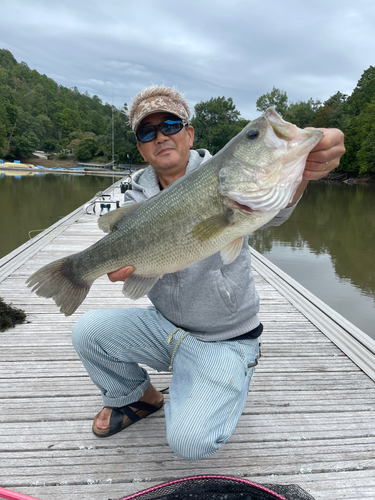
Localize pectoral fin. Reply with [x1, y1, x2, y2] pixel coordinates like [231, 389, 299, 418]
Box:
[192, 211, 234, 242]
[220, 237, 244, 265]
[122, 275, 160, 300]
[98, 202, 143, 232]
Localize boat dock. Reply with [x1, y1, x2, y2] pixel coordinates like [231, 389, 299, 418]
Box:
[0, 180, 374, 500]
[0, 165, 132, 176]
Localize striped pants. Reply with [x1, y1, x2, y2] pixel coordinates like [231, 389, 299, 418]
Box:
[71, 306, 259, 461]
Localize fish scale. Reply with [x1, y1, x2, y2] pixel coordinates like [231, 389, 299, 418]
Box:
[26, 108, 323, 316]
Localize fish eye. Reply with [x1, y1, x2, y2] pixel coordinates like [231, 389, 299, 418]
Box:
[247, 129, 259, 140]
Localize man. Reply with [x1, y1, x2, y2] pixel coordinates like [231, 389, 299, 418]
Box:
[72, 86, 345, 461]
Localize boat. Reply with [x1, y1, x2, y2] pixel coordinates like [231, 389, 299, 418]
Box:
[1, 162, 36, 169]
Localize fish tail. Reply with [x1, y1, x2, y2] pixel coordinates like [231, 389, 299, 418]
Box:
[26, 257, 93, 316]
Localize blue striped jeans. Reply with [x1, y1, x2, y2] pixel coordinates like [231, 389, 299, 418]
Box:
[71, 306, 259, 461]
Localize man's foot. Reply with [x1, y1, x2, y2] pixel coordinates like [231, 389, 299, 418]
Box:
[92, 384, 164, 438]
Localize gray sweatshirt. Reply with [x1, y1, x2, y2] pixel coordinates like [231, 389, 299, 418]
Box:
[124, 150, 297, 341]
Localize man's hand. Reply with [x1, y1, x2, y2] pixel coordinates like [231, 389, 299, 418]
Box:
[304, 128, 345, 180]
[107, 266, 135, 282]
[287, 128, 345, 206]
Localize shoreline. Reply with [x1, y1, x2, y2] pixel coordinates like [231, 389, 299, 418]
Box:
[2, 157, 374, 183]
[324, 171, 375, 183]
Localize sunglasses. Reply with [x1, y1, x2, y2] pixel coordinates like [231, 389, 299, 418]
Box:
[136, 118, 188, 143]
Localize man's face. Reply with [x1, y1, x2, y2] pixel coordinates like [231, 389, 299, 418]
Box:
[136, 112, 194, 173]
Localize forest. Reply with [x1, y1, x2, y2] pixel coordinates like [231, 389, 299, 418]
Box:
[0, 48, 374, 175]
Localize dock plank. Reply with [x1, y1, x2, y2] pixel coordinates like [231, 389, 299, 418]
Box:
[0, 180, 374, 500]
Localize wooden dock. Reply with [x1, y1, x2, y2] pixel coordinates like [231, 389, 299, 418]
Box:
[1, 181, 374, 500]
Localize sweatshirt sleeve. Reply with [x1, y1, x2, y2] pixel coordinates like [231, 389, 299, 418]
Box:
[258, 196, 301, 230]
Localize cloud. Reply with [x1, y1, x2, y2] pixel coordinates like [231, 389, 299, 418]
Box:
[1, 0, 375, 119]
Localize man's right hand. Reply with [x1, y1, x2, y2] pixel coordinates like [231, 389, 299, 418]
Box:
[107, 266, 135, 282]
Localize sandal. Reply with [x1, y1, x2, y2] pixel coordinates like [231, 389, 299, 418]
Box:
[92, 397, 164, 438]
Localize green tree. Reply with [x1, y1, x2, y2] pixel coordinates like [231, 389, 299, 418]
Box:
[56, 108, 83, 137]
[256, 88, 321, 127]
[43, 138, 58, 152]
[284, 98, 321, 128]
[191, 96, 241, 154]
[354, 100, 375, 174]
[96, 106, 136, 163]
[312, 92, 349, 130]
[75, 137, 97, 161]
[338, 67, 375, 174]
[9, 131, 39, 158]
[256, 87, 288, 116]
[0, 49, 142, 162]
[346, 66, 375, 117]
[86, 110, 108, 135]
[0, 49, 17, 70]
[0, 105, 7, 156]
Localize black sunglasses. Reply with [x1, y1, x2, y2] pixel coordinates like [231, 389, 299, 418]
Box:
[136, 118, 188, 143]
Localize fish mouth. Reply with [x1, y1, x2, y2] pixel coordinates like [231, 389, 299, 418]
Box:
[229, 199, 259, 214]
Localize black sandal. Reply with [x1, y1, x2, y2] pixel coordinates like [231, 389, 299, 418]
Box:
[92, 398, 164, 438]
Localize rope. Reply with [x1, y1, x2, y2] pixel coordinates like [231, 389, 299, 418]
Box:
[168, 331, 190, 372]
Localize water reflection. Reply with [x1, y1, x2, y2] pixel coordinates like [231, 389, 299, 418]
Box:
[1, 175, 374, 337]
[249, 181, 375, 337]
[0, 173, 118, 259]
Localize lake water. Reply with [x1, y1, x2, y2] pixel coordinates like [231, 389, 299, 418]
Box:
[0, 171, 119, 258]
[249, 181, 375, 340]
[1, 173, 374, 341]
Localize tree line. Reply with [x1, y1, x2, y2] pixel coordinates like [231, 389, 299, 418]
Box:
[0, 48, 374, 175]
[192, 68, 375, 175]
[0, 49, 138, 163]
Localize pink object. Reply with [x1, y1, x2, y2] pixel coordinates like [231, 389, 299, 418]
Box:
[0, 487, 42, 500]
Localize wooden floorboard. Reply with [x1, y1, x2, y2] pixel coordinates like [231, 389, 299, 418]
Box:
[0, 181, 374, 500]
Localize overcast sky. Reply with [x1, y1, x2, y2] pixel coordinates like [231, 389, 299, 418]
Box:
[1, 0, 375, 120]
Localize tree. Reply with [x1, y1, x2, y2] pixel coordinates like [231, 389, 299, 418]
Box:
[84, 110, 108, 136]
[337, 68, 375, 174]
[56, 108, 83, 137]
[354, 99, 375, 174]
[346, 66, 375, 117]
[191, 96, 242, 154]
[312, 92, 349, 130]
[75, 137, 97, 161]
[0, 49, 142, 162]
[43, 138, 58, 152]
[0, 49, 17, 70]
[9, 131, 39, 158]
[256, 88, 322, 127]
[284, 98, 321, 128]
[256, 87, 288, 116]
[0, 105, 7, 156]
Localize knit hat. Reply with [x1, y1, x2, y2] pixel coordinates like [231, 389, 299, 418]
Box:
[128, 85, 191, 132]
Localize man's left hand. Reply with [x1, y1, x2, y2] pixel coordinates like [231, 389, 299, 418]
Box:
[303, 128, 345, 180]
[108, 266, 135, 282]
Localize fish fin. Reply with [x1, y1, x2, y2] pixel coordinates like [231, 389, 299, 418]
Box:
[122, 275, 159, 300]
[26, 257, 93, 316]
[220, 237, 244, 265]
[192, 211, 234, 242]
[98, 202, 143, 233]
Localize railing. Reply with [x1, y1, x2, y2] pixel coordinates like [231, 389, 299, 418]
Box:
[250, 247, 375, 381]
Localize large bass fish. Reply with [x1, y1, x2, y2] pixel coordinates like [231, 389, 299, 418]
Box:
[27, 109, 323, 316]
